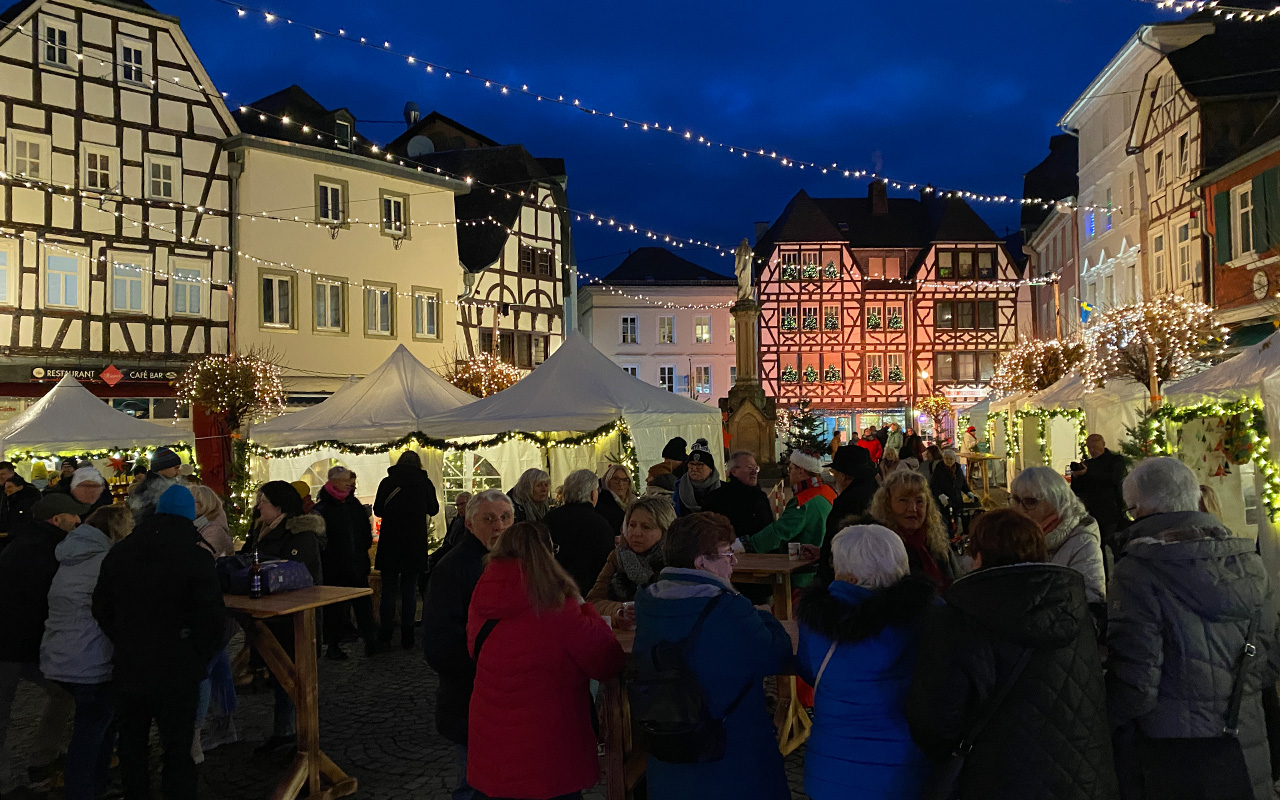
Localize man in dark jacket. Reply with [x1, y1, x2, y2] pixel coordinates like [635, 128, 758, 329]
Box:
[0, 494, 86, 796]
[544, 469, 617, 594]
[1070, 434, 1128, 547]
[702, 450, 774, 541]
[824, 444, 878, 542]
[373, 450, 440, 648]
[92, 485, 224, 800]
[126, 446, 184, 526]
[423, 489, 513, 800]
[315, 466, 377, 660]
[0, 474, 42, 536]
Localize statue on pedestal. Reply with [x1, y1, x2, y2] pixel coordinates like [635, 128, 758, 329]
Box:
[721, 239, 777, 466]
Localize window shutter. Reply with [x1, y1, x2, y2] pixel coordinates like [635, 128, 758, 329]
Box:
[1261, 166, 1280, 252]
[1213, 190, 1232, 264]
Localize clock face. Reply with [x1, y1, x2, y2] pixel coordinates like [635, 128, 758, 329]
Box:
[1254, 271, 1270, 301]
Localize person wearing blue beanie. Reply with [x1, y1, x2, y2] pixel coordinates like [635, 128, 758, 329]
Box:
[154, 485, 196, 521]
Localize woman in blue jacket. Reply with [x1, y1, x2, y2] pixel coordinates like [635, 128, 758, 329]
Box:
[796, 524, 934, 800]
[633, 511, 792, 800]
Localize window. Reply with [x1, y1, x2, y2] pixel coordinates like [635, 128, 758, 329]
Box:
[499, 331, 515, 365]
[977, 252, 995, 280]
[1087, 282, 1097, 305]
[1084, 211, 1095, 239]
[515, 333, 535, 368]
[532, 335, 548, 366]
[1177, 223, 1192, 283]
[978, 301, 996, 330]
[381, 193, 406, 236]
[1177, 132, 1189, 176]
[261, 273, 293, 328]
[694, 366, 711, 395]
[887, 354, 904, 383]
[10, 134, 50, 179]
[934, 353, 954, 382]
[1105, 188, 1113, 231]
[536, 250, 552, 277]
[45, 254, 79, 308]
[83, 147, 115, 191]
[172, 265, 203, 316]
[867, 354, 884, 383]
[621, 365, 639, 378]
[1234, 185, 1255, 256]
[884, 257, 900, 280]
[364, 284, 393, 335]
[314, 278, 344, 332]
[694, 315, 711, 343]
[781, 306, 797, 331]
[1105, 275, 1115, 305]
[957, 252, 974, 280]
[117, 37, 147, 85]
[1129, 171, 1136, 213]
[621, 316, 637, 344]
[729, 366, 737, 385]
[936, 301, 954, 329]
[937, 251, 953, 279]
[658, 316, 675, 344]
[867, 257, 885, 278]
[518, 246, 535, 274]
[957, 302, 975, 330]
[42, 18, 72, 67]
[780, 252, 800, 281]
[824, 306, 840, 331]
[958, 353, 977, 382]
[659, 366, 675, 392]
[1153, 234, 1166, 290]
[334, 120, 351, 150]
[479, 329, 494, 354]
[801, 252, 820, 279]
[111, 261, 144, 313]
[802, 306, 818, 331]
[317, 181, 343, 224]
[1155, 150, 1166, 189]
[865, 304, 883, 330]
[145, 155, 180, 201]
[411, 289, 439, 339]
[978, 352, 997, 382]
[443, 452, 504, 503]
[887, 304, 904, 331]
[728, 318, 736, 342]
[0, 245, 11, 305]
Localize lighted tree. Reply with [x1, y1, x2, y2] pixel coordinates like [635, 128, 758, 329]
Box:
[991, 339, 1086, 396]
[803, 365, 819, 382]
[1082, 297, 1224, 388]
[917, 393, 954, 440]
[177, 349, 285, 432]
[868, 363, 883, 382]
[888, 364, 905, 383]
[446, 352, 523, 398]
[867, 308, 882, 330]
[781, 364, 799, 383]
[783, 400, 828, 462]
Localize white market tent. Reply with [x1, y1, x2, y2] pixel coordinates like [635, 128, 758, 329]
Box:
[1166, 331, 1280, 406]
[0, 375, 191, 456]
[418, 332, 724, 475]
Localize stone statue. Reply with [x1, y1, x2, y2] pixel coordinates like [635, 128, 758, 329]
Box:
[734, 238, 753, 302]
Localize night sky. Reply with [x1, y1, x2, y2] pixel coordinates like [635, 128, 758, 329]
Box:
[171, 0, 1171, 277]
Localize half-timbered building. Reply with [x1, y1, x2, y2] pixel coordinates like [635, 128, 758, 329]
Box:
[0, 0, 234, 424]
[387, 112, 573, 371]
[754, 185, 1030, 437]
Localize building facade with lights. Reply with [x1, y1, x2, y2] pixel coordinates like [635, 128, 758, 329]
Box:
[0, 0, 235, 426]
[1020, 135, 1080, 340]
[577, 247, 736, 402]
[387, 112, 574, 371]
[228, 86, 469, 396]
[753, 186, 1031, 438]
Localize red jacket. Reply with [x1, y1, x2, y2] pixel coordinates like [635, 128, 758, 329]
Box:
[466, 558, 625, 798]
[856, 437, 883, 463]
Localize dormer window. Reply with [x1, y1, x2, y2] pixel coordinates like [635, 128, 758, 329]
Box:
[334, 119, 351, 150]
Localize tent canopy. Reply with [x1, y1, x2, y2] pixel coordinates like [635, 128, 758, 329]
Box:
[251, 344, 477, 447]
[1032, 374, 1090, 409]
[0, 375, 191, 455]
[1166, 331, 1280, 405]
[418, 333, 723, 471]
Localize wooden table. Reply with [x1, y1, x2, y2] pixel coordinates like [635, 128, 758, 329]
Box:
[600, 621, 800, 800]
[730, 553, 815, 755]
[961, 452, 1000, 502]
[225, 586, 372, 800]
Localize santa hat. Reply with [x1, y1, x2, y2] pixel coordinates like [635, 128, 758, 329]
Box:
[788, 449, 823, 475]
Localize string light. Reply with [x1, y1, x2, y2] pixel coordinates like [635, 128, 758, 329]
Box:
[1081, 296, 1226, 388]
[1013, 407, 1087, 466]
[443, 352, 523, 397]
[991, 339, 1086, 398]
[1144, 0, 1280, 21]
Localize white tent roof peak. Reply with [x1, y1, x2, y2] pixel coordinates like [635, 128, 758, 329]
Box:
[1166, 330, 1280, 404]
[0, 375, 192, 455]
[250, 344, 476, 447]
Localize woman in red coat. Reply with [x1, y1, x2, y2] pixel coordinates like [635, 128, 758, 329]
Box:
[467, 522, 625, 800]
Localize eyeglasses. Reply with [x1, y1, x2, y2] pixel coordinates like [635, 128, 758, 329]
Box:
[477, 513, 514, 525]
[1010, 495, 1041, 510]
[707, 551, 738, 563]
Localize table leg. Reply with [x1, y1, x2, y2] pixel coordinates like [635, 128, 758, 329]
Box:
[599, 678, 626, 800]
[770, 574, 812, 755]
[293, 609, 321, 795]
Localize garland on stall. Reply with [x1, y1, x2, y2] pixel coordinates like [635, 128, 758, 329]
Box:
[985, 410, 1011, 458]
[5, 443, 195, 468]
[1128, 397, 1280, 521]
[1013, 408, 1087, 467]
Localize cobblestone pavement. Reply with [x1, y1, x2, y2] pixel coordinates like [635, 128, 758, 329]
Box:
[7, 631, 808, 800]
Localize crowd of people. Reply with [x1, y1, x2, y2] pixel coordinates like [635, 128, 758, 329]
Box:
[1, 429, 1278, 800]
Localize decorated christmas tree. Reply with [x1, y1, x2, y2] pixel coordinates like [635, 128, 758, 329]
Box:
[781, 364, 799, 382]
[888, 311, 904, 330]
[804, 365, 819, 382]
[824, 364, 841, 382]
[867, 308, 882, 330]
[783, 400, 828, 463]
[869, 363, 883, 382]
[888, 364, 905, 383]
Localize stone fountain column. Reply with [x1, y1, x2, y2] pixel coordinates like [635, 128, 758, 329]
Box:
[719, 239, 777, 465]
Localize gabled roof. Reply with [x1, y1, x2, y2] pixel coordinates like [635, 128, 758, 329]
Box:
[3, 0, 158, 25]
[1020, 134, 1079, 231]
[1167, 18, 1280, 100]
[232, 85, 372, 154]
[599, 248, 734, 286]
[388, 111, 500, 152]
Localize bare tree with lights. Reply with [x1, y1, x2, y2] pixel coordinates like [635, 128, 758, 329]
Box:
[991, 339, 1086, 397]
[1081, 297, 1224, 399]
[444, 352, 523, 397]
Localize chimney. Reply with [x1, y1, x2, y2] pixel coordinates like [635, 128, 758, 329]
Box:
[754, 221, 770, 243]
[869, 180, 889, 216]
[403, 101, 421, 128]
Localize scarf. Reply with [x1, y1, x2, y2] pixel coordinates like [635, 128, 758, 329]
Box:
[323, 481, 352, 502]
[676, 469, 721, 514]
[609, 544, 666, 601]
[898, 526, 949, 591]
[1044, 508, 1090, 554]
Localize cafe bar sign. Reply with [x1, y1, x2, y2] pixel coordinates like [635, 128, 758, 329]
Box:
[28, 364, 179, 386]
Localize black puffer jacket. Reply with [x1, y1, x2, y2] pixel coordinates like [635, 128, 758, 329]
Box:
[422, 532, 488, 745]
[0, 481, 42, 534]
[373, 463, 440, 573]
[907, 564, 1118, 800]
[1107, 511, 1280, 800]
[545, 502, 616, 595]
[314, 488, 372, 587]
[702, 476, 774, 541]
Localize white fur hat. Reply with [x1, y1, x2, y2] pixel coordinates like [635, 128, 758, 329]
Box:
[788, 450, 823, 475]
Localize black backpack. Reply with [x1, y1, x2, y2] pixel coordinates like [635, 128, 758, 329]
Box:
[629, 592, 752, 763]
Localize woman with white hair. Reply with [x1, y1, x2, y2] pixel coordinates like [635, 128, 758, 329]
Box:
[1010, 467, 1106, 606]
[1108, 457, 1280, 799]
[508, 467, 552, 524]
[929, 448, 972, 535]
[796, 525, 934, 799]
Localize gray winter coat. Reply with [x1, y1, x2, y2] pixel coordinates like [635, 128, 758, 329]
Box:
[40, 523, 114, 684]
[1107, 510, 1280, 800]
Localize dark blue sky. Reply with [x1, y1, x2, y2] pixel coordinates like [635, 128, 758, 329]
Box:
[172, 0, 1169, 276]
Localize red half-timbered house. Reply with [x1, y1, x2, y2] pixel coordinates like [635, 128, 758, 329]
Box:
[754, 184, 1028, 434]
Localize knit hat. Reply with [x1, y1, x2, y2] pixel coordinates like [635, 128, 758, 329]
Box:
[787, 449, 823, 475]
[259, 480, 304, 516]
[290, 480, 312, 500]
[830, 444, 873, 478]
[155, 484, 196, 520]
[662, 437, 688, 461]
[150, 447, 181, 472]
[687, 438, 714, 467]
[32, 493, 90, 520]
[70, 466, 105, 489]
[30, 462, 48, 480]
